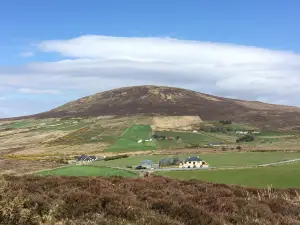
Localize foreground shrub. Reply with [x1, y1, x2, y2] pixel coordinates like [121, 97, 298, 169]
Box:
[0, 176, 300, 224]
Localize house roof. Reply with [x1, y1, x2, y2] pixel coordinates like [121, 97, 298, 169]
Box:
[186, 156, 202, 162]
[76, 155, 97, 161]
[141, 160, 153, 165]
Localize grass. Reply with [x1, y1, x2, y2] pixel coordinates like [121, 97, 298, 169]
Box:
[39, 165, 137, 177]
[92, 151, 300, 168]
[36, 120, 94, 132]
[258, 131, 295, 136]
[155, 131, 226, 149]
[105, 124, 157, 152]
[5, 120, 42, 129]
[157, 163, 300, 188]
[223, 122, 257, 131]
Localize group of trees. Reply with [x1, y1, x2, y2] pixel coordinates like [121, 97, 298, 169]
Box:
[104, 154, 129, 161]
[236, 135, 254, 143]
[200, 126, 234, 133]
[152, 134, 180, 140]
[159, 157, 180, 167]
[218, 120, 232, 125]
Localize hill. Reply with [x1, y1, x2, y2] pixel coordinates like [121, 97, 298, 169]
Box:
[7, 85, 300, 130]
[1, 175, 300, 225]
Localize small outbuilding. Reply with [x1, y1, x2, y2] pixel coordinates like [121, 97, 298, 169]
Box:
[205, 142, 227, 147]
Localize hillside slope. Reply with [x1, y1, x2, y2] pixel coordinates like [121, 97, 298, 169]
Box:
[11, 85, 300, 130]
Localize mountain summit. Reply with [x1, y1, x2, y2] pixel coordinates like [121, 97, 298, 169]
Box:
[16, 85, 300, 130]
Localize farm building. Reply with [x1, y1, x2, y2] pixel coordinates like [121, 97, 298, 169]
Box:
[179, 156, 209, 168]
[75, 155, 97, 162]
[205, 142, 227, 147]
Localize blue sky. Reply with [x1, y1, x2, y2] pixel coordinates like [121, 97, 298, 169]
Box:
[1, 0, 300, 117]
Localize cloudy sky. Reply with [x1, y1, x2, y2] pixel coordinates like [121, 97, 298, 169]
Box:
[0, 1, 300, 118]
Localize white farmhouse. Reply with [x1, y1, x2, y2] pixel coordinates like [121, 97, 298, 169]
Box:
[236, 131, 248, 135]
[179, 156, 209, 169]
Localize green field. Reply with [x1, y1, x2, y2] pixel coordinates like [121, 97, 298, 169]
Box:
[39, 165, 137, 177]
[157, 163, 300, 188]
[257, 131, 295, 137]
[36, 119, 95, 132]
[4, 120, 43, 129]
[105, 124, 157, 152]
[92, 151, 300, 168]
[155, 131, 227, 149]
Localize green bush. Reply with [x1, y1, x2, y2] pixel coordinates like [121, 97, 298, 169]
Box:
[219, 120, 232, 125]
[104, 155, 129, 161]
[236, 135, 254, 143]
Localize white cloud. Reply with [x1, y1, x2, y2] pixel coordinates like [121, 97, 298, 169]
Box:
[18, 88, 62, 95]
[20, 51, 35, 57]
[1, 35, 300, 117]
[35, 36, 300, 98]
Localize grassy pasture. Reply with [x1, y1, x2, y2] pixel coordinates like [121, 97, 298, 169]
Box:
[3, 120, 44, 129]
[105, 124, 156, 152]
[155, 131, 229, 149]
[92, 151, 300, 168]
[157, 163, 300, 188]
[258, 131, 295, 137]
[36, 119, 94, 131]
[39, 165, 137, 177]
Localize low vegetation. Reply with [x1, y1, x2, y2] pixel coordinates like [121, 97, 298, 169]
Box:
[0, 175, 300, 224]
[104, 154, 129, 161]
[39, 165, 136, 177]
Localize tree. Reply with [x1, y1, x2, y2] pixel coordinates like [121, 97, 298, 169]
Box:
[236, 135, 254, 143]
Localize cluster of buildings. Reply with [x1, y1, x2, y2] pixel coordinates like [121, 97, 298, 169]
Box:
[235, 130, 260, 135]
[137, 156, 209, 170]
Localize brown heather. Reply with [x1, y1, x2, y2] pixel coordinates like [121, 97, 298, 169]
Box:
[0, 175, 300, 225]
[4, 85, 300, 130]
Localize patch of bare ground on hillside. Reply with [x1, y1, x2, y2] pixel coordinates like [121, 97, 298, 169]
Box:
[0, 160, 61, 175]
[15, 143, 109, 155]
[1, 175, 300, 225]
[0, 130, 68, 150]
[152, 116, 202, 131]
